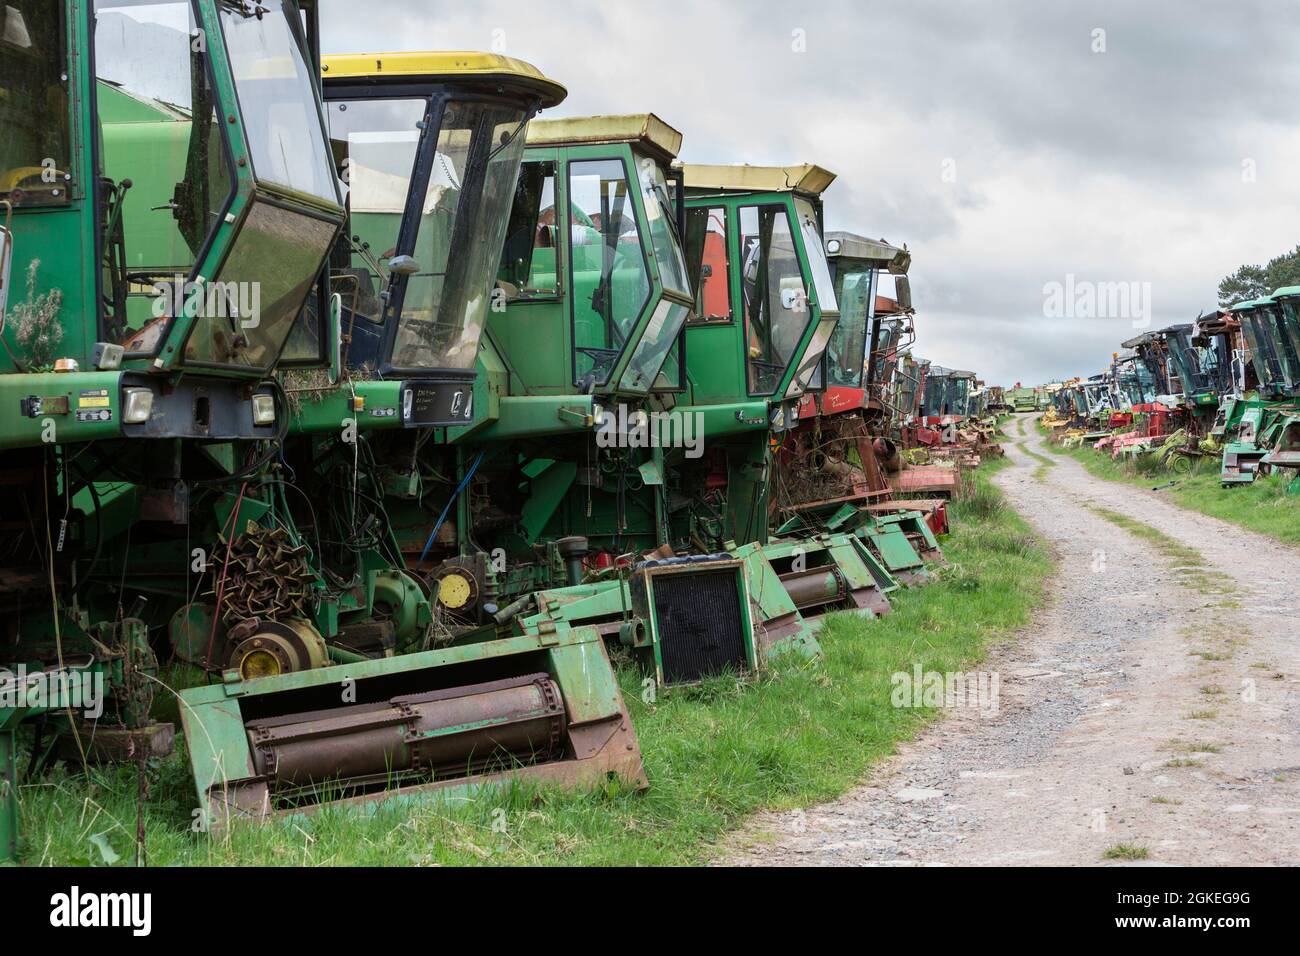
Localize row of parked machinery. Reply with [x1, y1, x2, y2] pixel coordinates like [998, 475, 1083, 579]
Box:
[0, 0, 985, 855]
[1039, 293, 1300, 486]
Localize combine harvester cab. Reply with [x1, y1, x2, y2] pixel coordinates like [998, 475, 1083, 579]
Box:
[0, 0, 358, 856]
[1257, 289, 1300, 488]
[1156, 322, 1218, 433]
[419, 114, 698, 609]
[240, 51, 570, 665]
[1109, 330, 1178, 455]
[372, 117, 809, 689]
[483, 158, 852, 684]
[678, 165, 902, 630]
[1207, 302, 1277, 484]
[785, 230, 945, 584]
[178, 65, 654, 825]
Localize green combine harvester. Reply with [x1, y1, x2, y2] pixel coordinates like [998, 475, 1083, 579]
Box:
[0, 6, 951, 854]
[0, 4, 645, 853]
[0, 0, 348, 856]
[178, 65, 660, 830]
[1219, 291, 1300, 488]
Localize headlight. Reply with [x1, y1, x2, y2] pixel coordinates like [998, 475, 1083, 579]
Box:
[402, 387, 413, 422]
[251, 393, 276, 426]
[122, 387, 154, 424]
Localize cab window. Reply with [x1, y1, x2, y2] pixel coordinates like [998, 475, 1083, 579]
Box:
[685, 205, 730, 323]
[0, 2, 70, 208]
[568, 157, 649, 385]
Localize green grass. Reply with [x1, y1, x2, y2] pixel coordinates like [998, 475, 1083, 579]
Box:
[1102, 843, 1150, 861]
[15, 462, 1052, 867]
[1035, 420, 1300, 548]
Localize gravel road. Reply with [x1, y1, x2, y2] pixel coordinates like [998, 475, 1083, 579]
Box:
[718, 414, 1300, 866]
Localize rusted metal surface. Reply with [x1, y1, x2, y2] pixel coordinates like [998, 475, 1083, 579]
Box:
[245, 674, 566, 791]
[209, 706, 645, 827]
[778, 566, 849, 610]
[213, 524, 316, 621]
[889, 465, 959, 497]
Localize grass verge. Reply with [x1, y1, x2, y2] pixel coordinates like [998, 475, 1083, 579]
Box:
[17, 461, 1052, 866]
[1035, 420, 1300, 548]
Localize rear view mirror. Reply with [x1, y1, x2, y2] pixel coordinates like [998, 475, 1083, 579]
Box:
[328, 292, 343, 385]
[780, 278, 806, 312]
[388, 255, 421, 277]
[895, 276, 913, 312]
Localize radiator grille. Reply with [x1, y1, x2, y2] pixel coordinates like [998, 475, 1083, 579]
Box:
[652, 569, 748, 684]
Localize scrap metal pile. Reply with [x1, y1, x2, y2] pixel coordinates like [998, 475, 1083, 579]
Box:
[1038, 297, 1300, 489]
[0, 0, 1000, 857]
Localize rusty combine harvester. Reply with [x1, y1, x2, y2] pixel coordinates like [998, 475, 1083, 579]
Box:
[1044, 284, 1300, 493]
[0, 0, 992, 858]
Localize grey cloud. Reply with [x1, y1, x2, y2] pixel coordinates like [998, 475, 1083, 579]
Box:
[320, 0, 1298, 385]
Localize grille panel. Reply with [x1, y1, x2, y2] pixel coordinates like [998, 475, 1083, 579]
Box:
[652, 569, 748, 684]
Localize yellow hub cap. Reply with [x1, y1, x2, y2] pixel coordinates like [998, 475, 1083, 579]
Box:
[437, 573, 473, 610]
[239, 648, 282, 680]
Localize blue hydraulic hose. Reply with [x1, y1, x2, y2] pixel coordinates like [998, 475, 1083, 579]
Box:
[417, 451, 484, 565]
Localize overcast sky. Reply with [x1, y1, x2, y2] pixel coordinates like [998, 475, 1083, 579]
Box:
[320, 0, 1300, 386]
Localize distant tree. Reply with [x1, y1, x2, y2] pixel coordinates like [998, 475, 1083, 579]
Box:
[1217, 264, 1268, 305]
[1264, 245, 1300, 294]
[1218, 245, 1300, 306]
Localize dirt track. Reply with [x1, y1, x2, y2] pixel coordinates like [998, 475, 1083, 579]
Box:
[718, 415, 1300, 866]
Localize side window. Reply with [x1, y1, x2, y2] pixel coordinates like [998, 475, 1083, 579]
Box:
[738, 204, 806, 395]
[684, 205, 730, 323]
[0, 2, 70, 208]
[568, 157, 649, 385]
[93, 0, 233, 352]
[827, 267, 873, 388]
[498, 160, 559, 297]
[326, 96, 429, 326]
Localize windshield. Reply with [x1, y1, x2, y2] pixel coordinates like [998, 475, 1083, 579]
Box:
[1165, 329, 1208, 395]
[218, 0, 336, 202]
[321, 95, 425, 329]
[1240, 310, 1283, 391]
[871, 318, 902, 389]
[1269, 300, 1300, 387]
[334, 96, 530, 371]
[619, 299, 689, 392]
[0, 1, 69, 208]
[634, 151, 690, 296]
[93, 0, 233, 353]
[954, 377, 971, 413]
[738, 203, 812, 395]
[826, 263, 874, 388]
[923, 375, 941, 413]
[497, 159, 558, 297]
[787, 316, 837, 397]
[794, 197, 838, 314]
[184, 0, 342, 370]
